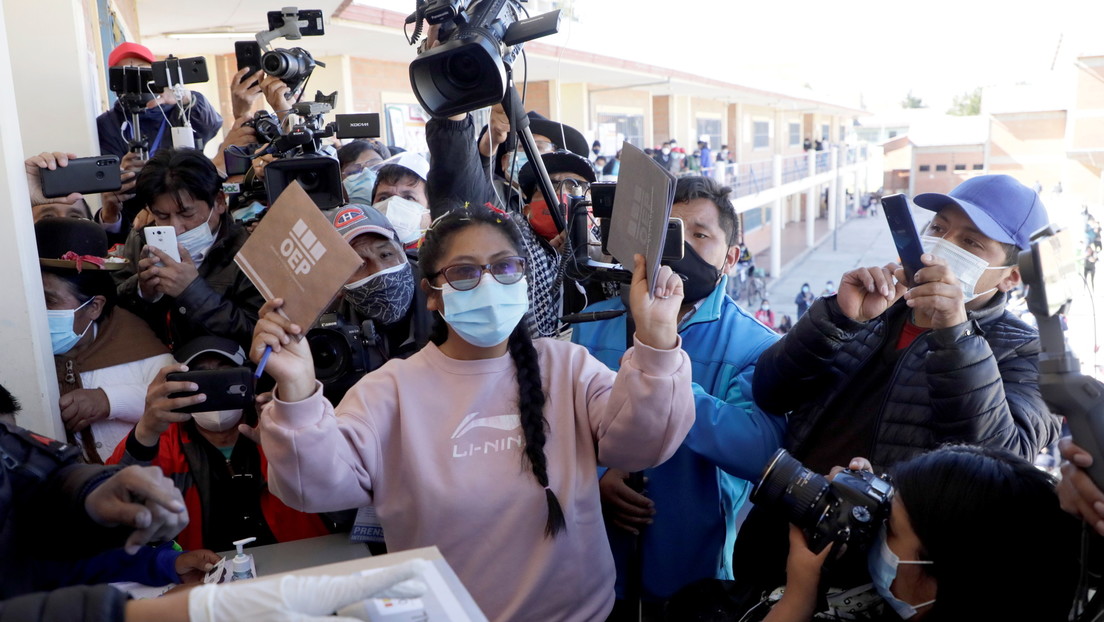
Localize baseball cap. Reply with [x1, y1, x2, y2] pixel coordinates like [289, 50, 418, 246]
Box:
[174, 336, 246, 366]
[332, 204, 399, 243]
[518, 151, 597, 202]
[371, 152, 430, 182]
[108, 42, 155, 67]
[913, 174, 1049, 250]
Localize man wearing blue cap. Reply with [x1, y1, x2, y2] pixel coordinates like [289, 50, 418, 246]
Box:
[728, 174, 1062, 603]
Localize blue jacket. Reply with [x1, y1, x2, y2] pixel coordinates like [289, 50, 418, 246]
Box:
[570, 277, 784, 601]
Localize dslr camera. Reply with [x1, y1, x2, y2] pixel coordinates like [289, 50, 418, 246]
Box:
[752, 449, 894, 555]
[307, 312, 385, 404]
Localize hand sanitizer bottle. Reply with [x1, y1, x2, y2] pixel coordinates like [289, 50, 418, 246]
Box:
[229, 537, 257, 581]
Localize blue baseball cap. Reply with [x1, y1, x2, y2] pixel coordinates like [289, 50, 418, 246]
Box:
[913, 175, 1049, 250]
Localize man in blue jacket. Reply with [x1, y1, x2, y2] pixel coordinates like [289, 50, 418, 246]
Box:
[571, 175, 784, 618]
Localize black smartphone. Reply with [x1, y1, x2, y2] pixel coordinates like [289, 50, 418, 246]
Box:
[40, 156, 121, 198]
[662, 218, 684, 262]
[235, 41, 263, 85]
[151, 56, 209, 91]
[108, 66, 153, 96]
[167, 367, 254, 414]
[268, 9, 325, 36]
[882, 193, 924, 287]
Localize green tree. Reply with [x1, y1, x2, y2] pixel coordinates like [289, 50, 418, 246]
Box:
[901, 90, 926, 109]
[947, 88, 982, 116]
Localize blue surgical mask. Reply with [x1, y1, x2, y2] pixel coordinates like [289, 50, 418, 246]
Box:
[505, 151, 528, 182]
[439, 275, 528, 348]
[867, 525, 935, 619]
[178, 218, 217, 265]
[48, 297, 95, 355]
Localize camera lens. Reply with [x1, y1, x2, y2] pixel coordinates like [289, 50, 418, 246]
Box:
[308, 331, 348, 382]
[262, 50, 299, 79]
[445, 50, 483, 90]
[753, 449, 832, 527]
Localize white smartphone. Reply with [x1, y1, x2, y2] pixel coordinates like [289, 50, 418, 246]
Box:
[144, 226, 180, 262]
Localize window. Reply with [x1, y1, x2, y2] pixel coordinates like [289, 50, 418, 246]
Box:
[821, 124, 830, 141]
[789, 123, 800, 147]
[935, 164, 947, 172]
[889, 130, 898, 138]
[596, 113, 644, 148]
[753, 121, 770, 149]
[972, 163, 984, 170]
[954, 163, 966, 171]
[919, 164, 930, 172]
[696, 118, 722, 153]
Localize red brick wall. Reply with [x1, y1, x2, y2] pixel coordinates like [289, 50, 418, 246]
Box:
[652, 95, 671, 146]
[523, 81, 551, 117]
[349, 57, 413, 114]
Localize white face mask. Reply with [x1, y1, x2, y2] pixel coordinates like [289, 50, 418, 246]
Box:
[374, 196, 429, 245]
[921, 235, 1011, 303]
[192, 409, 243, 432]
[178, 213, 218, 265]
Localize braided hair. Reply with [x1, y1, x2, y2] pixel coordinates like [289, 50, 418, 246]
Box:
[419, 203, 566, 537]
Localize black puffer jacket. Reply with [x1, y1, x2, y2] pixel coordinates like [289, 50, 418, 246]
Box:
[115, 214, 264, 350]
[753, 293, 1059, 466]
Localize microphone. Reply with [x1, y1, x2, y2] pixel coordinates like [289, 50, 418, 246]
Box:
[559, 309, 627, 324]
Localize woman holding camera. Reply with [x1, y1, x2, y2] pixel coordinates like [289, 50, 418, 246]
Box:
[252, 204, 694, 621]
[762, 445, 1079, 621]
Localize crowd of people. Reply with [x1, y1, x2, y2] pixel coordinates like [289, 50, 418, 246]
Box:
[6, 37, 1104, 622]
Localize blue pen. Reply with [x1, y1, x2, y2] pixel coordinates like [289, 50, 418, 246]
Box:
[255, 346, 272, 379]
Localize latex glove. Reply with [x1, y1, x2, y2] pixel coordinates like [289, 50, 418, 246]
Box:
[188, 559, 429, 622]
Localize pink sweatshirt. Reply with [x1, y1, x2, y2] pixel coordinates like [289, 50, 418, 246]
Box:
[261, 336, 694, 621]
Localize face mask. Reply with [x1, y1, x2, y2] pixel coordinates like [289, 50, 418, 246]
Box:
[192, 409, 243, 432]
[342, 167, 379, 205]
[761, 305, 770, 311]
[231, 201, 266, 225]
[375, 196, 429, 245]
[526, 194, 567, 241]
[802, 286, 810, 293]
[440, 275, 529, 348]
[662, 148, 671, 155]
[867, 525, 935, 619]
[504, 151, 528, 181]
[344, 262, 415, 325]
[921, 235, 1010, 303]
[178, 215, 217, 265]
[48, 297, 95, 355]
[665, 243, 721, 304]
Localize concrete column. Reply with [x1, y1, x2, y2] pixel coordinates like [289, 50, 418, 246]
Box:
[5, 0, 100, 157]
[559, 83, 588, 143]
[805, 150, 816, 247]
[827, 147, 838, 230]
[853, 169, 862, 213]
[770, 154, 783, 279]
[0, 7, 65, 437]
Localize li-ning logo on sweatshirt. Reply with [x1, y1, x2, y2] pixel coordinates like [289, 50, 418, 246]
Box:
[450, 412, 522, 459]
[280, 219, 327, 275]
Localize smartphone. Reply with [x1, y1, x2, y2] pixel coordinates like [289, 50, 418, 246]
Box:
[268, 9, 325, 36]
[235, 41, 262, 85]
[662, 218, 684, 262]
[40, 156, 121, 198]
[882, 193, 924, 287]
[144, 226, 181, 262]
[151, 56, 209, 91]
[108, 66, 153, 96]
[167, 367, 254, 413]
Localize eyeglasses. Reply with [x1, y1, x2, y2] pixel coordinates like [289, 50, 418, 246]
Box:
[534, 139, 555, 154]
[554, 178, 591, 197]
[428, 256, 527, 291]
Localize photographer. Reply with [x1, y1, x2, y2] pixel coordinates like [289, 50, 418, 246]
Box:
[96, 43, 222, 159]
[754, 447, 1078, 621]
[114, 148, 263, 351]
[320, 204, 433, 403]
[107, 336, 331, 552]
[734, 175, 1062, 595]
[570, 176, 783, 617]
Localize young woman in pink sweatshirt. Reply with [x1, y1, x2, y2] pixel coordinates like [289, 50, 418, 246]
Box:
[251, 204, 695, 621]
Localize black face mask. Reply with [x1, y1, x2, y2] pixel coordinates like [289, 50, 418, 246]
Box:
[665, 243, 722, 304]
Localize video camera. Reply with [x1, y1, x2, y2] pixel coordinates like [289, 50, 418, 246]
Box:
[307, 312, 385, 404]
[752, 449, 894, 557]
[407, 0, 561, 117]
[226, 8, 380, 210]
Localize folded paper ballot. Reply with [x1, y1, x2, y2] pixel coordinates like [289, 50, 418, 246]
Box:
[606, 141, 677, 296]
[234, 181, 362, 330]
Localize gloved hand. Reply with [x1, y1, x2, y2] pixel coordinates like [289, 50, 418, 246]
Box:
[187, 559, 429, 622]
